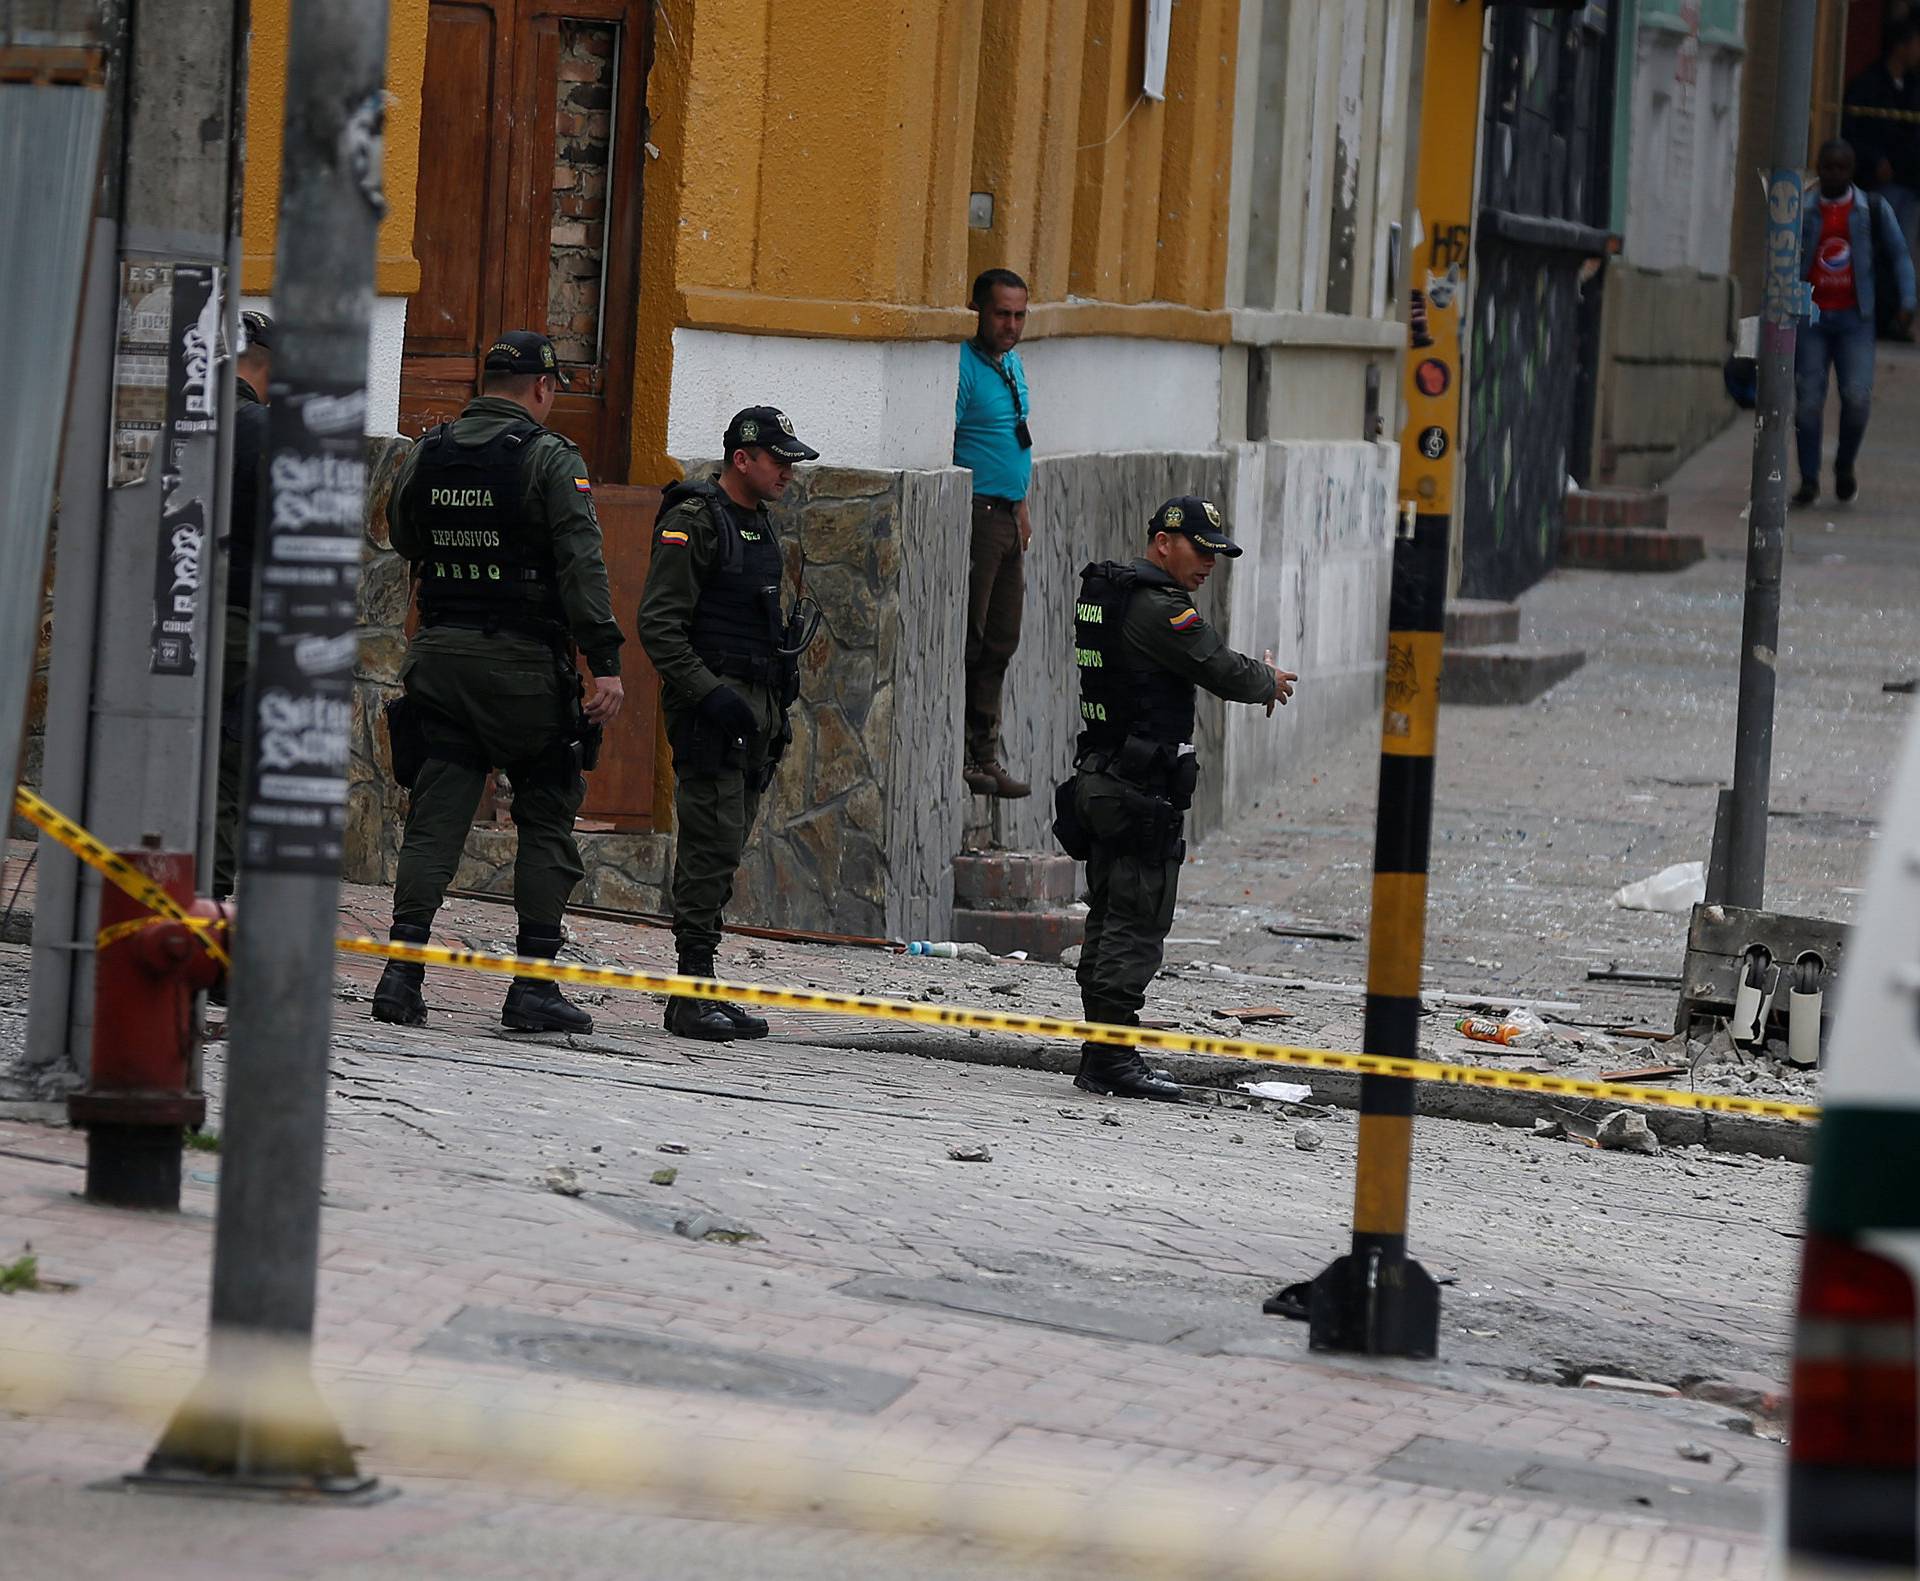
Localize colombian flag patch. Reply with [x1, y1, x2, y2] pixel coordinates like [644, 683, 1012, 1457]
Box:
[659, 529, 689, 546]
[1169, 607, 1201, 631]
[573, 476, 593, 494]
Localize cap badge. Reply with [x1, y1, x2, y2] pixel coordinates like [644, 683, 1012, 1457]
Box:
[1163, 505, 1183, 529]
[776, 411, 795, 435]
[1203, 501, 1222, 528]
[739, 418, 759, 442]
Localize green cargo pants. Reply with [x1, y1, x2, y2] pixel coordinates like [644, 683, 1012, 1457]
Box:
[1073, 769, 1184, 1024]
[665, 682, 779, 966]
[391, 628, 585, 931]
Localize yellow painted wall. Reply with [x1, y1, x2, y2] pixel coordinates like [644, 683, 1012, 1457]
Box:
[661, 0, 1237, 344]
[240, 0, 427, 295]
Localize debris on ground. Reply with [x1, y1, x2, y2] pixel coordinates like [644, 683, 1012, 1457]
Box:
[1675, 1440, 1714, 1463]
[947, 1143, 993, 1163]
[1596, 1110, 1661, 1155]
[1058, 946, 1082, 968]
[1293, 1123, 1324, 1153]
[1218, 1005, 1295, 1024]
[673, 1212, 759, 1244]
[657, 1142, 691, 1154]
[1099, 1113, 1122, 1127]
[542, 1165, 585, 1197]
[1455, 1010, 1542, 1048]
[1239, 1080, 1313, 1104]
[1579, 1373, 1680, 1398]
[1262, 921, 1359, 942]
[649, 1167, 679, 1186]
[1599, 1064, 1687, 1084]
[1610, 861, 1706, 913]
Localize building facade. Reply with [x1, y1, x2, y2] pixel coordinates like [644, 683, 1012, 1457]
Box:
[238, 0, 1415, 940]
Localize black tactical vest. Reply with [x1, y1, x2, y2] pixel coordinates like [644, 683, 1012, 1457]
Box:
[1074, 560, 1198, 760]
[659, 479, 785, 684]
[406, 417, 565, 637]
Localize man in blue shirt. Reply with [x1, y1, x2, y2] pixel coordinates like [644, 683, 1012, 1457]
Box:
[954, 268, 1034, 798]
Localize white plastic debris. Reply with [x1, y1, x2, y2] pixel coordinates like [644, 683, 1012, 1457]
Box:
[1611, 860, 1706, 913]
[1238, 1080, 1313, 1104]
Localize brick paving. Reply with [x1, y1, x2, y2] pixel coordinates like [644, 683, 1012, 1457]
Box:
[10, 359, 1920, 1576]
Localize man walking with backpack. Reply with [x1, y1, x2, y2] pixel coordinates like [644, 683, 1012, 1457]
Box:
[1795, 139, 1917, 508]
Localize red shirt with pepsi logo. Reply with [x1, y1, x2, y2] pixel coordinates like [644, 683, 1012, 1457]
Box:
[1811, 194, 1859, 313]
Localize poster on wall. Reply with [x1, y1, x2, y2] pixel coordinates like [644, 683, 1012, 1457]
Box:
[148, 263, 222, 677]
[240, 383, 366, 874]
[1143, 0, 1172, 100]
[108, 262, 174, 489]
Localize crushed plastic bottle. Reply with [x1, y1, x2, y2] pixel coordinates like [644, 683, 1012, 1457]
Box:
[907, 941, 994, 962]
[1611, 860, 1706, 913]
[1454, 1013, 1540, 1048]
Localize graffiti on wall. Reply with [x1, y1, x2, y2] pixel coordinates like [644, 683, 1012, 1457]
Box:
[1460, 238, 1584, 601]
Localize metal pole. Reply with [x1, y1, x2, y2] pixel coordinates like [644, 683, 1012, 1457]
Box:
[1724, 0, 1817, 911]
[144, 0, 390, 1495]
[1296, 507, 1443, 1358]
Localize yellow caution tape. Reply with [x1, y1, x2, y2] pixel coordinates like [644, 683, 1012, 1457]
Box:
[13, 786, 230, 970]
[16, 779, 1813, 1126]
[339, 937, 1821, 1126]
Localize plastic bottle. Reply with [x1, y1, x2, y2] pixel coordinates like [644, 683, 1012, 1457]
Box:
[908, 941, 961, 958]
[1454, 1014, 1538, 1048]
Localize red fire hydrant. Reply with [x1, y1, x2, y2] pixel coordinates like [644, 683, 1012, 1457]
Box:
[67, 847, 231, 1209]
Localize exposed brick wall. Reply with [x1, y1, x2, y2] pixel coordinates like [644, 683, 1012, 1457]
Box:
[548, 21, 614, 368]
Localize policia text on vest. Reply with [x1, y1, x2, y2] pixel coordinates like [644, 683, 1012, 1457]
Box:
[370, 331, 627, 1036]
[1054, 496, 1294, 1103]
[637, 405, 823, 1044]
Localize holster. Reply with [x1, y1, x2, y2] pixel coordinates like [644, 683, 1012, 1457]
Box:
[384, 694, 429, 790]
[668, 713, 748, 779]
[1052, 777, 1092, 861]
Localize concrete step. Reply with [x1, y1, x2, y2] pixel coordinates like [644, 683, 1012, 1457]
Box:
[950, 906, 1085, 961]
[1559, 525, 1705, 572]
[952, 851, 1078, 911]
[1440, 644, 1587, 706]
[1444, 599, 1520, 649]
[1566, 486, 1669, 530]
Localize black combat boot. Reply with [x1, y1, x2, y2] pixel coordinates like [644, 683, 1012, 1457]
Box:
[664, 956, 751, 1042]
[371, 922, 431, 1026]
[1074, 1042, 1184, 1101]
[502, 923, 595, 1034]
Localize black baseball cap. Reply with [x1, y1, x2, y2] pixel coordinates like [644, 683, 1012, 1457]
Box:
[1149, 495, 1242, 557]
[723, 405, 820, 463]
[483, 330, 571, 387]
[240, 309, 274, 351]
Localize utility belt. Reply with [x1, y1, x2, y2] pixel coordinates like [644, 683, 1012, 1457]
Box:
[1052, 735, 1197, 863]
[420, 609, 570, 650]
[702, 649, 781, 688]
[973, 494, 1020, 515]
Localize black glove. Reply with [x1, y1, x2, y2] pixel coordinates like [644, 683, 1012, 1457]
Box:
[697, 684, 757, 743]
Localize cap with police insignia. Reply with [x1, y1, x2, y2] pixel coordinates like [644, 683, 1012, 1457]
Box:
[1149, 495, 1242, 558]
[240, 309, 274, 351]
[723, 405, 821, 464]
[483, 329, 571, 387]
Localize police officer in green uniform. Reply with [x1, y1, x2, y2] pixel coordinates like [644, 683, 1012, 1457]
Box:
[638, 405, 820, 1041]
[1062, 496, 1295, 1100]
[371, 330, 626, 1031]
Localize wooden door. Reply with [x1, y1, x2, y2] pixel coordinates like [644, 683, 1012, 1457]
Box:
[399, 0, 648, 478]
[576, 484, 659, 829]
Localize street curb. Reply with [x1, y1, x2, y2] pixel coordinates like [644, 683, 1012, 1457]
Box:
[814, 1029, 1811, 1164]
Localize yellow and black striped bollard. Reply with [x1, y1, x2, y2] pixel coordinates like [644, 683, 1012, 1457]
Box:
[1302, 509, 1446, 1357]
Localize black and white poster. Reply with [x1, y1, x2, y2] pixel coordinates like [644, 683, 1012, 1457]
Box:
[146, 263, 221, 676]
[240, 381, 366, 875]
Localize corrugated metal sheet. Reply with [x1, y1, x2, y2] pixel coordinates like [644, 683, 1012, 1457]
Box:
[0, 81, 104, 793]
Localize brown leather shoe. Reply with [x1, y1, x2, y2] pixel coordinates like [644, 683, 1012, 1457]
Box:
[964, 760, 1031, 798]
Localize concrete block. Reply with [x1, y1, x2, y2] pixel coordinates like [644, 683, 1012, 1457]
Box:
[1439, 645, 1587, 706]
[951, 851, 1079, 911]
[950, 907, 1085, 961]
[1565, 487, 1669, 529]
[1444, 599, 1520, 648]
[1559, 525, 1704, 571]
